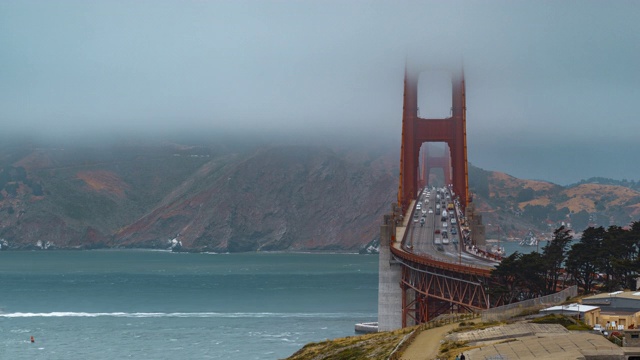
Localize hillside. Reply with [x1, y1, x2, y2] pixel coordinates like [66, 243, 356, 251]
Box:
[113, 145, 397, 252]
[0, 140, 397, 251]
[468, 166, 640, 241]
[1, 139, 639, 251]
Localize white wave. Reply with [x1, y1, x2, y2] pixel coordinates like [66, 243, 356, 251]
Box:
[0, 311, 376, 319]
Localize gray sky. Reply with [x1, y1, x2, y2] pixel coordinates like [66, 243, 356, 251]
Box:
[1, 1, 639, 185]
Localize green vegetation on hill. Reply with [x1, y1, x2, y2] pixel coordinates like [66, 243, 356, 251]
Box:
[467, 164, 640, 240]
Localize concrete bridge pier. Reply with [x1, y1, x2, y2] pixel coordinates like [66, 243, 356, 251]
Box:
[378, 213, 402, 331]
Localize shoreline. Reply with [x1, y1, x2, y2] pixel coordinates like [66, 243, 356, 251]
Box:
[0, 247, 370, 255]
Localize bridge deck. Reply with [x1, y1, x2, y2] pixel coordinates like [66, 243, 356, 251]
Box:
[391, 191, 496, 276]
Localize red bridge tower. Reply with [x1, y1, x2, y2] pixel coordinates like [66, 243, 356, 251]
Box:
[398, 65, 469, 213]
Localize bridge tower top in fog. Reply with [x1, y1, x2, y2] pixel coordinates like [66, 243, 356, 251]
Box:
[397, 63, 469, 212]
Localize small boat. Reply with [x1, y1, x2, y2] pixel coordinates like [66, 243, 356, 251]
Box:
[519, 231, 538, 246]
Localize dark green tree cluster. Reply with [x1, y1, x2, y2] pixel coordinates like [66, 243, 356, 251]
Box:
[0, 165, 43, 197]
[491, 223, 640, 302]
[490, 226, 573, 302]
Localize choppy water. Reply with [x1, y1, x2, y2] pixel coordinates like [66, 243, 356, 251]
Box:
[0, 250, 378, 359]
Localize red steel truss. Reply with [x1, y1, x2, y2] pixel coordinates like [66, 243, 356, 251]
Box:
[389, 242, 504, 325]
[397, 257, 504, 325]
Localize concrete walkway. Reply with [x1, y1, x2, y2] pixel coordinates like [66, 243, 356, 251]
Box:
[399, 321, 634, 360]
[448, 322, 623, 360]
[400, 323, 459, 360]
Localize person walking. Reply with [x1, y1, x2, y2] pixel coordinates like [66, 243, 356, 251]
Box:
[455, 355, 460, 360]
[460, 353, 466, 360]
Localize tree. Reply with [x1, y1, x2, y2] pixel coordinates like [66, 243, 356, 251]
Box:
[541, 226, 573, 293]
[490, 252, 522, 304]
[518, 251, 547, 297]
[517, 188, 535, 202]
[566, 226, 605, 294]
[570, 210, 591, 231]
[602, 225, 635, 291]
[490, 251, 547, 302]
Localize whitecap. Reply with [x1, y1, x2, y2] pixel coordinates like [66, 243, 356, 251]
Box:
[0, 311, 375, 319]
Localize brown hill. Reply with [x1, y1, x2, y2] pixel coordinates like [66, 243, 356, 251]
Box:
[113, 146, 397, 252]
[1, 140, 639, 251]
[0, 142, 397, 251]
[470, 170, 640, 240]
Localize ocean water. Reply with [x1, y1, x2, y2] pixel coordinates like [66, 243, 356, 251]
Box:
[0, 250, 378, 360]
[497, 241, 549, 256]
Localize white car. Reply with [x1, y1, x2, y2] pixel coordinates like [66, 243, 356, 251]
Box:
[422, 209, 427, 214]
[428, 209, 433, 214]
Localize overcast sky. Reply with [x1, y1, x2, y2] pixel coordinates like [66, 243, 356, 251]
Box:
[1, 1, 639, 185]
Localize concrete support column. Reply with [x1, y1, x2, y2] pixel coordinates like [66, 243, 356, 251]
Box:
[378, 215, 402, 331]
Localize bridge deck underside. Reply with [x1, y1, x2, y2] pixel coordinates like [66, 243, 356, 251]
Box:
[398, 257, 494, 325]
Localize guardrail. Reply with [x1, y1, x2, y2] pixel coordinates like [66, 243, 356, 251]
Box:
[481, 285, 578, 322]
[391, 243, 493, 276]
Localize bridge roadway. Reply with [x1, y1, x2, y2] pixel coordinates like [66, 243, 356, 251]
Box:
[390, 188, 498, 276]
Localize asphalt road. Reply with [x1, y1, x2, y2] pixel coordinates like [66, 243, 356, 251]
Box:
[404, 188, 498, 268]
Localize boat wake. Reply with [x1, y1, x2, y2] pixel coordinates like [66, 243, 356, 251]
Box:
[0, 311, 375, 319]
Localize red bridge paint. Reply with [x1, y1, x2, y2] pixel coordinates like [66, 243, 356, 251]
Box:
[397, 65, 469, 213]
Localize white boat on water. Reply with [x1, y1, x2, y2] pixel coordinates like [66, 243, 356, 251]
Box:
[519, 231, 538, 246]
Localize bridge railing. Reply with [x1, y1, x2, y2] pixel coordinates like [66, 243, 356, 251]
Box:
[392, 242, 493, 276]
[481, 285, 578, 322]
[463, 243, 503, 262]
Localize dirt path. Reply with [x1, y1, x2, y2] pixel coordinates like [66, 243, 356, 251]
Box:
[399, 323, 459, 360]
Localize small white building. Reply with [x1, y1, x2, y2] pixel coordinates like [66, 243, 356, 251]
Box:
[540, 303, 600, 326]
